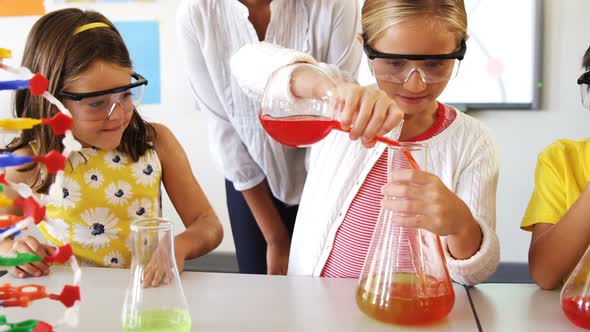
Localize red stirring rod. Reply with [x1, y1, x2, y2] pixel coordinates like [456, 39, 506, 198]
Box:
[332, 122, 419, 169]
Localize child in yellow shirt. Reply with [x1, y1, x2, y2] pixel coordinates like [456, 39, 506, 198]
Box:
[522, 45, 590, 289]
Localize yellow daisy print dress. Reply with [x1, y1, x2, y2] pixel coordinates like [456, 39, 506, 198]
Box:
[39, 147, 162, 268]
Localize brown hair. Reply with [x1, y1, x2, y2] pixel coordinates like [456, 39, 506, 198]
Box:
[583, 45, 590, 70]
[5, 8, 154, 193]
[362, 0, 468, 46]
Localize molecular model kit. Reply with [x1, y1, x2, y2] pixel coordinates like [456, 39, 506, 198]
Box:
[0, 47, 82, 332]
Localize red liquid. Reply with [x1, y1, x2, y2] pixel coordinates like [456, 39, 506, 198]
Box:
[259, 114, 419, 168]
[562, 296, 590, 329]
[356, 274, 454, 325]
[259, 114, 336, 147]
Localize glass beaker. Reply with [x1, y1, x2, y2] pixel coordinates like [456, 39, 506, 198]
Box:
[356, 143, 455, 326]
[259, 63, 402, 148]
[259, 63, 338, 147]
[122, 218, 191, 332]
[561, 245, 590, 329]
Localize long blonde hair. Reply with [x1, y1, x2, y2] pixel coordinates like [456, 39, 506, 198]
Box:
[362, 0, 468, 46]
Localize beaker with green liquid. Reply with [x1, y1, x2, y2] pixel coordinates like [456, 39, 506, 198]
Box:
[122, 218, 191, 332]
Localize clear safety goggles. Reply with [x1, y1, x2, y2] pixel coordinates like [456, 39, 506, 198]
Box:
[578, 71, 590, 110]
[364, 37, 466, 84]
[58, 72, 147, 121]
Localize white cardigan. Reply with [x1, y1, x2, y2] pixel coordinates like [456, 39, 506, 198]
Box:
[231, 43, 500, 285]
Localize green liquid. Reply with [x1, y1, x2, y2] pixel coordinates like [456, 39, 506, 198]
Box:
[122, 309, 191, 332]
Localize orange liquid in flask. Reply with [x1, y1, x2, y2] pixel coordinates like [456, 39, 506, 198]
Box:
[356, 273, 454, 325]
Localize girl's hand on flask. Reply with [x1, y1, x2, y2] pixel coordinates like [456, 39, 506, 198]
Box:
[142, 244, 174, 288]
[334, 82, 404, 148]
[286, 64, 404, 148]
[380, 169, 474, 236]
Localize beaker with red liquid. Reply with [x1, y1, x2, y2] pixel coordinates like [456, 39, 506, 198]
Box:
[259, 63, 404, 149]
[356, 143, 455, 326]
[259, 63, 338, 147]
[561, 246, 590, 329]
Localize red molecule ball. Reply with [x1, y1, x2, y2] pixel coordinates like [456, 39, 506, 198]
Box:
[14, 197, 46, 225]
[49, 284, 80, 308]
[29, 73, 49, 96]
[33, 321, 53, 332]
[44, 244, 73, 264]
[42, 112, 73, 136]
[33, 150, 66, 174]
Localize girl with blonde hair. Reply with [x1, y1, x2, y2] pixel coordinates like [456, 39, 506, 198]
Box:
[232, 0, 500, 285]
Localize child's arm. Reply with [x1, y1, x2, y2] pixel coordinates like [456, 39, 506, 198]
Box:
[231, 44, 404, 149]
[381, 125, 500, 285]
[241, 180, 291, 275]
[522, 142, 590, 289]
[0, 147, 56, 277]
[152, 123, 223, 269]
[528, 186, 590, 289]
[290, 67, 403, 148]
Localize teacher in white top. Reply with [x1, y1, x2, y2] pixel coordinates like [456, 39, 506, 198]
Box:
[176, 0, 363, 274]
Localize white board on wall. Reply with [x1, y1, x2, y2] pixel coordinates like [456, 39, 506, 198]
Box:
[357, 0, 543, 110]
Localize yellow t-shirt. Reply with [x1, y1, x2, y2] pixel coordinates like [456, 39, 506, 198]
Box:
[39, 147, 162, 268]
[521, 138, 590, 231]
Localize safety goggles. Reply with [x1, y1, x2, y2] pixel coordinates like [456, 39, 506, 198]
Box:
[578, 71, 590, 110]
[364, 36, 466, 84]
[58, 72, 147, 121]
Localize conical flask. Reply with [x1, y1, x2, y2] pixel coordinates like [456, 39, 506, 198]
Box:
[122, 218, 191, 332]
[356, 143, 455, 326]
[259, 63, 338, 148]
[259, 63, 405, 148]
[561, 245, 590, 329]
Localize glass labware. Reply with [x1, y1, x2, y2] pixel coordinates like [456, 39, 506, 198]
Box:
[561, 245, 590, 329]
[122, 218, 191, 332]
[356, 143, 455, 326]
[259, 63, 401, 148]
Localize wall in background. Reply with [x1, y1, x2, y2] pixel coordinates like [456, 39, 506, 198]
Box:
[357, 0, 542, 109]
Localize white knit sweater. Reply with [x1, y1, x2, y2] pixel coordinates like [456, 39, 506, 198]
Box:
[231, 43, 500, 285]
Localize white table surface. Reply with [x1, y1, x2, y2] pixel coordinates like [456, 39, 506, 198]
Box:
[469, 283, 587, 332]
[1, 267, 479, 331]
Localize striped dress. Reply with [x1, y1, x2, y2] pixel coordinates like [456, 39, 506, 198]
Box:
[321, 102, 457, 278]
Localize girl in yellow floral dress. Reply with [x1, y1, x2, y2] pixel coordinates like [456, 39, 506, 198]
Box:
[0, 8, 223, 287]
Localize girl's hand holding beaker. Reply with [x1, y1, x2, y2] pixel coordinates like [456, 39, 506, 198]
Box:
[261, 63, 404, 149]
